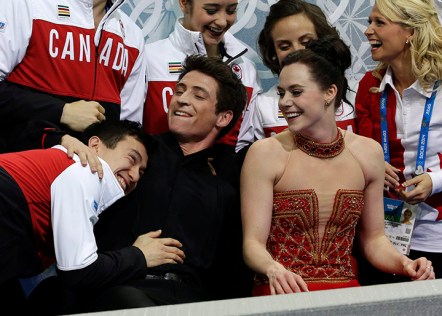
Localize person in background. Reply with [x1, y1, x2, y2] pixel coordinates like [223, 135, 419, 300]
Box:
[241, 35, 435, 296]
[355, 0, 442, 283]
[0, 0, 146, 153]
[75, 55, 250, 312]
[0, 120, 185, 314]
[254, 0, 356, 140]
[143, 0, 261, 156]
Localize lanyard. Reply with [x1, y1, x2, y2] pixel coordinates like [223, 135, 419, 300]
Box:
[379, 81, 439, 175]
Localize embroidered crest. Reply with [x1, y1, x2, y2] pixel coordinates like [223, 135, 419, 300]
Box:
[169, 62, 183, 74]
[57, 4, 70, 18]
[231, 63, 242, 79]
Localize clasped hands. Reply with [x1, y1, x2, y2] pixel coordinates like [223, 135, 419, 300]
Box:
[403, 257, 435, 280]
[385, 162, 432, 204]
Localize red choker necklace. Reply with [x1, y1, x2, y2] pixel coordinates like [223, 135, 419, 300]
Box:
[294, 130, 344, 158]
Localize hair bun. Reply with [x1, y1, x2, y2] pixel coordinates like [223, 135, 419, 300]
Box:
[305, 35, 352, 74]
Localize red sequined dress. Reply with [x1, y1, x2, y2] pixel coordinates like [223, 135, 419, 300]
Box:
[253, 130, 365, 295]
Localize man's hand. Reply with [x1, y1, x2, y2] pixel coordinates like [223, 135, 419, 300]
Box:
[133, 230, 185, 268]
[60, 134, 103, 178]
[61, 100, 106, 132]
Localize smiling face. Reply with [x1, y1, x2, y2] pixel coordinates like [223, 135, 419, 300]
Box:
[168, 70, 231, 144]
[180, 0, 237, 47]
[365, 4, 413, 64]
[271, 13, 317, 66]
[277, 62, 335, 136]
[92, 136, 148, 195]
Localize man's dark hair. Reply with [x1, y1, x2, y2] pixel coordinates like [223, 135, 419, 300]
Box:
[82, 120, 155, 155]
[178, 54, 247, 139]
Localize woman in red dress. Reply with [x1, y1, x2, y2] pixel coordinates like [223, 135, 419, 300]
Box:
[241, 35, 435, 296]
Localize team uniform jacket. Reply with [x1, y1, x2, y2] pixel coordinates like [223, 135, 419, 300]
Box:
[356, 68, 442, 253]
[254, 85, 357, 139]
[0, 0, 146, 146]
[143, 19, 262, 152]
[0, 146, 147, 288]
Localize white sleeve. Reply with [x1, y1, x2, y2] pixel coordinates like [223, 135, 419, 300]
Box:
[429, 170, 442, 195]
[51, 163, 101, 271]
[236, 64, 262, 152]
[0, 0, 33, 80]
[119, 29, 147, 123]
[252, 93, 267, 141]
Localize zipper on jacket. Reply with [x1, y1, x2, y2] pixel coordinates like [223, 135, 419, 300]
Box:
[219, 42, 248, 65]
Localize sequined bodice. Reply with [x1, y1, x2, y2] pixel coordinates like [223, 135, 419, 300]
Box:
[261, 189, 363, 283]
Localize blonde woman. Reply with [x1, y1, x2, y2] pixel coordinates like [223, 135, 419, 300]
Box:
[356, 0, 442, 279]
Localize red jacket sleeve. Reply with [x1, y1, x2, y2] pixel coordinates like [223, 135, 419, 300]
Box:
[355, 71, 378, 139]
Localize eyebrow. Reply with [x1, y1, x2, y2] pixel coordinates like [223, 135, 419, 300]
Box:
[275, 34, 315, 42]
[192, 86, 210, 98]
[130, 148, 144, 164]
[204, 2, 238, 7]
[277, 84, 305, 90]
[288, 84, 305, 89]
[176, 82, 211, 98]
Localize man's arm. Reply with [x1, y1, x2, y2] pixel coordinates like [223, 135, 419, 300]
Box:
[57, 247, 148, 289]
[0, 1, 66, 125]
[53, 162, 184, 289]
[0, 81, 65, 125]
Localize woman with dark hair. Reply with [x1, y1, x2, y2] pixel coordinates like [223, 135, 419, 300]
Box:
[241, 35, 435, 296]
[253, 0, 356, 140]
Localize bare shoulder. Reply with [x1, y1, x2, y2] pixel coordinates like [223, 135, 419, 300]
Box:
[248, 130, 293, 156]
[344, 130, 384, 171]
[244, 131, 293, 176]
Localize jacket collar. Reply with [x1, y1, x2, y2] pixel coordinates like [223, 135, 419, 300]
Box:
[380, 67, 431, 98]
[169, 19, 248, 62]
[157, 133, 213, 167]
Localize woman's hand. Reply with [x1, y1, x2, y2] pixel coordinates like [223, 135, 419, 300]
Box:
[384, 161, 401, 189]
[403, 257, 435, 280]
[266, 261, 308, 295]
[60, 134, 103, 178]
[396, 173, 432, 204]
